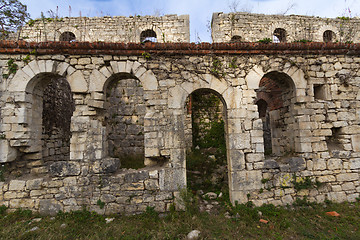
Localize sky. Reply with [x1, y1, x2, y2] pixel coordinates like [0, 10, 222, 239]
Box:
[22, 0, 360, 42]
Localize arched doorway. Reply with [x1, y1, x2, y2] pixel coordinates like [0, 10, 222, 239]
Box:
[185, 88, 228, 198]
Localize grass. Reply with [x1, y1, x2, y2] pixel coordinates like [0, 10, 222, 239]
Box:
[0, 199, 359, 239]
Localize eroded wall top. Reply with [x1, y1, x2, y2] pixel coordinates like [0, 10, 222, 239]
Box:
[212, 12, 360, 43]
[16, 14, 190, 43]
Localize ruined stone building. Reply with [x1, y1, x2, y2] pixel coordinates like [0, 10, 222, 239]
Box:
[0, 13, 359, 214]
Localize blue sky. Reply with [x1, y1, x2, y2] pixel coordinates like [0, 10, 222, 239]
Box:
[22, 0, 359, 42]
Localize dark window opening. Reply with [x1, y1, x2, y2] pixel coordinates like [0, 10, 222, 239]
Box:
[140, 29, 157, 43]
[230, 35, 242, 42]
[323, 30, 335, 43]
[326, 127, 343, 150]
[256, 99, 272, 155]
[314, 84, 326, 100]
[273, 28, 286, 43]
[59, 32, 76, 42]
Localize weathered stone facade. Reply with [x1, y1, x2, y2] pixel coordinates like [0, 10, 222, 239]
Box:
[16, 14, 190, 43]
[212, 12, 360, 43]
[0, 11, 360, 214]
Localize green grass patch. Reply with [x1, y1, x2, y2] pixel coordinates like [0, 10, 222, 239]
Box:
[0, 201, 359, 239]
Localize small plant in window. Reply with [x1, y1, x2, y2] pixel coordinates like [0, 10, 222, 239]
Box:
[257, 38, 272, 44]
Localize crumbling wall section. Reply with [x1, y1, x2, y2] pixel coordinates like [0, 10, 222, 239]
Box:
[0, 42, 359, 214]
[212, 12, 360, 43]
[17, 14, 190, 43]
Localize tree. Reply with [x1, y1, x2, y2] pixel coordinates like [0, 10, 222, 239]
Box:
[0, 0, 29, 39]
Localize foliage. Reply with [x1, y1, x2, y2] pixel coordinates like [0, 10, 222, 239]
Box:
[294, 39, 312, 43]
[210, 57, 225, 77]
[0, 0, 30, 39]
[96, 199, 105, 209]
[2, 58, 18, 79]
[291, 174, 322, 191]
[257, 38, 272, 43]
[141, 52, 151, 59]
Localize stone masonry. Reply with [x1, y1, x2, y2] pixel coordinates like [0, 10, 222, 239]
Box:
[16, 14, 190, 43]
[212, 12, 360, 43]
[0, 12, 359, 215]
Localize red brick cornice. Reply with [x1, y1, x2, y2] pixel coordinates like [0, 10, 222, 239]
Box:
[0, 40, 359, 55]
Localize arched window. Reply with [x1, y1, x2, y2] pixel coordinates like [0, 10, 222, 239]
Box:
[59, 32, 76, 42]
[323, 30, 335, 42]
[273, 28, 286, 43]
[140, 29, 157, 43]
[230, 35, 242, 42]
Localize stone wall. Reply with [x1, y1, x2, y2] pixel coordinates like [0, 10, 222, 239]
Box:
[212, 12, 360, 43]
[16, 14, 190, 43]
[0, 41, 359, 214]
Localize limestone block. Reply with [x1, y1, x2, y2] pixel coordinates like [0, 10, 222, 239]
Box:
[222, 86, 242, 109]
[26, 178, 43, 190]
[317, 175, 336, 182]
[337, 173, 358, 182]
[100, 194, 116, 203]
[144, 179, 159, 190]
[8, 69, 28, 91]
[245, 65, 263, 89]
[349, 159, 360, 169]
[39, 199, 63, 215]
[0, 139, 17, 162]
[78, 58, 91, 65]
[124, 171, 148, 183]
[28, 60, 40, 75]
[231, 170, 262, 191]
[120, 182, 144, 191]
[141, 70, 158, 90]
[313, 159, 326, 170]
[92, 158, 120, 174]
[49, 161, 81, 177]
[89, 69, 107, 92]
[10, 199, 35, 209]
[327, 191, 347, 203]
[67, 70, 88, 92]
[9, 180, 26, 191]
[341, 182, 355, 191]
[229, 133, 251, 149]
[159, 168, 186, 191]
[327, 159, 343, 170]
[245, 153, 263, 163]
[229, 149, 245, 171]
[351, 135, 360, 152]
[295, 142, 312, 153]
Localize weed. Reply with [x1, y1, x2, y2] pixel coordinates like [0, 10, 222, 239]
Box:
[96, 199, 105, 209]
[0, 205, 7, 216]
[229, 57, 237, 68]
[291, 175, 322, 191]
[257, 38, 272, 43]
[2, 59, 18, 79]
[141, 52, 151, 59]
[210, 57, 225, 77]
[261, 178, 270, 184]
[294, 39, 312, 43]
[179, 188, 198, 216]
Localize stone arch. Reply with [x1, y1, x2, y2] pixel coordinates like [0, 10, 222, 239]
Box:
[89, 60, 158, 96]
[269, 23, 291, 42]
[246, 64, 307, 98]
[140, 29, 157, 43]
[8, 60, 87, 94]
[168, 73, 230, 110]
[57, 26, 81, 41]
[273, 28, 287, 43]
[256, 71, 297, 156]
[59, 31, 76, 42]
[316, 25, 338, 42]
[4, 60, 76, 174]
[230, 35, 242, 42]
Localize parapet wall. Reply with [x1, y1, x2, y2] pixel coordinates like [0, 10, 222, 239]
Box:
[16, 14, 190, 43]
[0, 41, 359, 214]
[212, 12, 360, 43]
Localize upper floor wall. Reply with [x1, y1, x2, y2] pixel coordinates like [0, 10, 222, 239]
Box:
[212, 12, 360, 43]
[16, 14, 190, 43]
